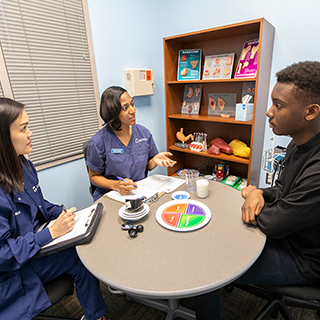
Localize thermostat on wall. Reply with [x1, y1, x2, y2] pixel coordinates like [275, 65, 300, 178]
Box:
[124, 69, 154, 97]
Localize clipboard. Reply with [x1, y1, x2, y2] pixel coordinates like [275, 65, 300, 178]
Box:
[34, 202, 103, 258]
[105, 174, 185, 204]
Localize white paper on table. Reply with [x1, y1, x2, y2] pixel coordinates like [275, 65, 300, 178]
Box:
[105, 174, 185, 203]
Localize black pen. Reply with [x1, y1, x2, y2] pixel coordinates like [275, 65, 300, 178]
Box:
[62, 204, 75, 217]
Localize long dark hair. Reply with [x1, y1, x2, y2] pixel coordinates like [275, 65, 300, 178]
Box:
[0, 98, 28, 193]
[100, 86, 127, 130]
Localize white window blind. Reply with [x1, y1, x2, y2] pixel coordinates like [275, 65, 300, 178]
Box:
[0, 0, 100, 167]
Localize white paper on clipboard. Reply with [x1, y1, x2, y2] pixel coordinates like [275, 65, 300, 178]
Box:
[105, 174, 185, 204]
[41, 203, 98, 249]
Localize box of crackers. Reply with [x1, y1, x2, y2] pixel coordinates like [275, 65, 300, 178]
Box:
[234, 39, 259, 79]
[177, 49, 202, 81]
[202, 53, 235, 80]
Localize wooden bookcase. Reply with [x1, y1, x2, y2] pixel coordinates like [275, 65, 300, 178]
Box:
[163, 18, 275, 185]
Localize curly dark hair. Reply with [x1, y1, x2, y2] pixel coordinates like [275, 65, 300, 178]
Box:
[276, 61, 320, 105]
[100, 86, 127, 131]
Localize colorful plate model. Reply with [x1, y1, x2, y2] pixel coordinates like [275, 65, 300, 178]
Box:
[155, 200, 211, 232]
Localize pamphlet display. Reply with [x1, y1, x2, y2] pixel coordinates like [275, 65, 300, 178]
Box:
[202, 53, 235, 79]
[208, 93, 237, 117]
[177, 49, 201, 81]
[181, 84, 202, 114]
[241, 81, 256, 103]
[235, 39, 259, 79]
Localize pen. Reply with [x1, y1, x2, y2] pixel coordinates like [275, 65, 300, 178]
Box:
[62, 204, 75, 216]
[117, 176, 138, 188]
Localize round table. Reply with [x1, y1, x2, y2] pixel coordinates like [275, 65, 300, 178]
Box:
[77, 179, 265, 319]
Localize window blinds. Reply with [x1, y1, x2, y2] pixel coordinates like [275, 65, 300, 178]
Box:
[0, 0, 100, 166]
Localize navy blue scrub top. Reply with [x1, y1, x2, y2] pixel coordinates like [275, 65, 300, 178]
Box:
[86, 124, 158, 200]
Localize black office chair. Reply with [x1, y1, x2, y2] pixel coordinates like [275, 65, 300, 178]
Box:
[82, 140, 96, 197]
[34, 274, 78, 320]
[234, 283, 320, 320]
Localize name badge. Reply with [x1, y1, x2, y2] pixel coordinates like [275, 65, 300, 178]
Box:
[111, 148, 123, 154]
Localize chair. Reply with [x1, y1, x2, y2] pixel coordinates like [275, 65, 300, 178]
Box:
[82, 140, 96, 197]
[234, 283, 320, 320]
[34, 274, 78, 320]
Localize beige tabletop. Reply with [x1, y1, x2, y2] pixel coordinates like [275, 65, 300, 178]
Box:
[77, 179, 265, 299]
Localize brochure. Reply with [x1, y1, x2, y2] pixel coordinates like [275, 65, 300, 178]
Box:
[181, 84, 202, 114]
[235, 39, 259, 79]
[177, 49, 202, 81]
[241, 81, 256, 103]
[202, 53, 235, 79]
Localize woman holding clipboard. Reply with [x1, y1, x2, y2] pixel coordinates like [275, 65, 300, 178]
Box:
[0, 98, 106, 320]
[86, 86, 176, 201]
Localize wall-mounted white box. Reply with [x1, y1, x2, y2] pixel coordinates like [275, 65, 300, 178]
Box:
[124, 69, 154, 97]
[235, 103, 254, 121]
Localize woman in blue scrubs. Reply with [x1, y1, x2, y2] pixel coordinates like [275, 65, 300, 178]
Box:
[86, 86, 176, 201]
[0, 98, 107, 320]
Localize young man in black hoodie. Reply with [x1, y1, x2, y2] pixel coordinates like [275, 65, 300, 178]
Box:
[195, 61, 320, 319]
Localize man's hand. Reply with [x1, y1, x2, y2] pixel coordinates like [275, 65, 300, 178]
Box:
[241, 189, 264, 225]
[241, 184, 257, 199]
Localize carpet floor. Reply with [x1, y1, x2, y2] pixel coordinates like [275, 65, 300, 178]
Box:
[41, 282, 319, 320]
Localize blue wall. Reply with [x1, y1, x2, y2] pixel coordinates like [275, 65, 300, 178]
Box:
[38, 0, 320, 209]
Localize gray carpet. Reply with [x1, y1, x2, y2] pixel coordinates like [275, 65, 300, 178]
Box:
[42, 283, 319, 319]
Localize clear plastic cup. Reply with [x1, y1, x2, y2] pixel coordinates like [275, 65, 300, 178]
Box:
[185, 169, 199, 193]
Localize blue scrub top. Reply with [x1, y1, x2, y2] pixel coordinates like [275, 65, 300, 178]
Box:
[0, 159, 63, 319]
[86, 124, 158, 200]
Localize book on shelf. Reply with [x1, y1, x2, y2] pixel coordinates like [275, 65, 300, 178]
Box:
[202, 53, 235, 80]
[181, 84, 202, 114]
[177, 49, 201, 81]
[235, 39, 259, 79]
[208, 93, 237, 117]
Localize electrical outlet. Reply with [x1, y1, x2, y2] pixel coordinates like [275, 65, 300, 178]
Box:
[266, 172, 273, 185]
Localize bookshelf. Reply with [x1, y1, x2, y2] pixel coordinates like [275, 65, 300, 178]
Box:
[163, 18, 275, 185]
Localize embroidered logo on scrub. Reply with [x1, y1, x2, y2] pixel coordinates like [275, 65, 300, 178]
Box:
[111, 149, 123, 154]
[135, 138, 147, 143]
[33, 184, 40, 192]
